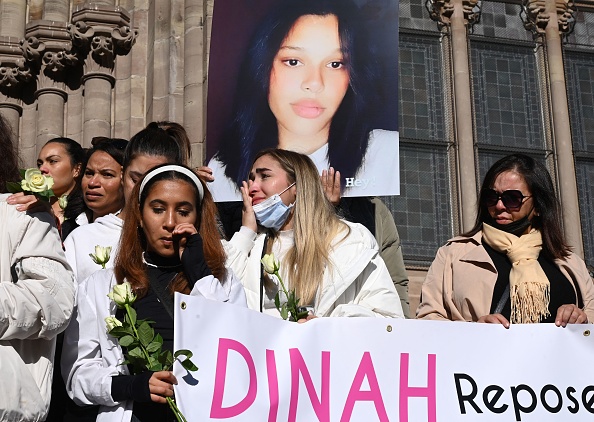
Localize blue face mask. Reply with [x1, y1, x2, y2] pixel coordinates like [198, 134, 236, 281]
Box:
[253, 183, 295, 231]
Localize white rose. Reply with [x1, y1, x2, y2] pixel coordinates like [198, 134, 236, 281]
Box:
[108, 281, 136, 307]
[89, 245, 112, 268]
[261, 253, 280, 274]
[21, 168, 54, 193]
[58, 194, 68, 210]
[105, 316, 123, 332]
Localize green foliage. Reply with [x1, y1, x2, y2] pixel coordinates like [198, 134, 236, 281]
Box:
[104, 298, 198, 422]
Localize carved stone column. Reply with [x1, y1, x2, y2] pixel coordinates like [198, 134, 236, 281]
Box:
[22, 21, 77, 149]
[184, 0, 206, 166]
[70, 3, 136, 146]
[427, 0, 481, 232]
[522, 0, 582, 257]
[0, 0, 28, 139]
[0, 37, 29, 138]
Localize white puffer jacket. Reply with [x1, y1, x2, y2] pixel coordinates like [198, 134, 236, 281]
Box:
[0, 194, 76, 422]
[224, 220, 404, 318]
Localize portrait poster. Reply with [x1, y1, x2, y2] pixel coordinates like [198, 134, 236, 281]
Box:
[205, 0, 399, 202]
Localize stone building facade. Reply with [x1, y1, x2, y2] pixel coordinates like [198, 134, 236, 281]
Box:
[1, 0, 593, 312]
[0, 0, 209, 166]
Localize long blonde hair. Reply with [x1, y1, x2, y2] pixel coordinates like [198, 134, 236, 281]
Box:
[255, 149, 349, 304]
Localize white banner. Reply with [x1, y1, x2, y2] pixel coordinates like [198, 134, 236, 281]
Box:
[173, 294, 594, 422]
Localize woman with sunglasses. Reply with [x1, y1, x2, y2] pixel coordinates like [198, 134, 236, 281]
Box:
[417, 154, 594, 327]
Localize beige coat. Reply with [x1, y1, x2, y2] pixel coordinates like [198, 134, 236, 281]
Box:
[416, 231, 594, 322]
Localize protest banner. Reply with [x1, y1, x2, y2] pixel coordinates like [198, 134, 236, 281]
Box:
[173, 294, 594, 421]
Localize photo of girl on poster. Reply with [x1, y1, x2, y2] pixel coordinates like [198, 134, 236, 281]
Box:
[205, 0, 399, 202]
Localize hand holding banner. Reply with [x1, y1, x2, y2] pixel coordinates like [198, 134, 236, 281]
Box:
[174, 294, 594, 421]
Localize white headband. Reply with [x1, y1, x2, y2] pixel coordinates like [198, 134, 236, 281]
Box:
[138, 165, 204, 202]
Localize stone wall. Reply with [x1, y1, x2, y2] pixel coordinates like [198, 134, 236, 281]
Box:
[0, 0, 211, 168]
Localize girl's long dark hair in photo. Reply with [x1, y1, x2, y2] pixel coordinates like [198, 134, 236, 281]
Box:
[214, 0, 379, 187]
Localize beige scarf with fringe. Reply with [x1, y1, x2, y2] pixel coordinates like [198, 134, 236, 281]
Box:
[482, 223, 550, 324]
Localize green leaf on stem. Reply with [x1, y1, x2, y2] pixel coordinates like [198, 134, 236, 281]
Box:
[174, 349, 193, 359]
[126, 306, 137, 326]
[119, 335, 135, 347]
[110, 325, 134, 337]
[274, 292, 281, 309]
[153, 333, 163, 346]
[128, 347, 144, 359]
[137, 321, 154, 347]
[181, 358, 198, 372]
[146, 341, 161, 353]
[159, 350, 174, 370]
[175, 350, 199, 372]
[6, 182, 22, 194]
[280, 303, 289, 320]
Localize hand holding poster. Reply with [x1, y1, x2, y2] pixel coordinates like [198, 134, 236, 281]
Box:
[174, 294, 594, 421]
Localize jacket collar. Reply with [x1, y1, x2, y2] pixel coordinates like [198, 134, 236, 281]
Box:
[448, 231, 497, 273]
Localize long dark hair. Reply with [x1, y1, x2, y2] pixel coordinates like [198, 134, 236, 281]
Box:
[0, 115, 19, 192]
[44, 137, 86, 221]
[466, 154, 570, 260]
[215, 0, 378, 188]
[115, 164, 226, 298]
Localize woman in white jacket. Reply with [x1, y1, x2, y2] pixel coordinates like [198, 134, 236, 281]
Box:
[225, 148, 403, 319]
[62, 165, 246, 421]
[0, 116, 76, 422]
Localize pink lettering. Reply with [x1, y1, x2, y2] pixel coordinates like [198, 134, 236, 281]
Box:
[266, 349, 279, 422]
[288, 349, 330, 422]
[210, 338, 257, 418]
[340, 352, 388, 422]
[399, 353, 437, 422]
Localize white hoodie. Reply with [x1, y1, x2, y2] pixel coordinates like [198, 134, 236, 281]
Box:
[64, 213, 123, 284]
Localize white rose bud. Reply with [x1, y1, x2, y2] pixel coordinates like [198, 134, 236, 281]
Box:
[105, 316, 123, 332]
[58, 194, 68, 210]
[261, 253, 280, 274]
[89, 245, 112, 269]
[108, 281, 136, 307]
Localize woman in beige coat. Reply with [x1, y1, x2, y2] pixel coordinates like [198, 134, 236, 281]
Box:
[417, 154, 594, 327]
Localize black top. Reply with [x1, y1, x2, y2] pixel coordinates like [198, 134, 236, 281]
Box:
[110, 234, 212, 421]
[484, 241, 583, 323]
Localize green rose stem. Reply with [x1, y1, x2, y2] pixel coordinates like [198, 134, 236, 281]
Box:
[261, 253, 308, 322]
[273, 269, 291, 313]
[123, 304, 151, 363]
[123, 303, 185, 421]
[166, 397, 187, 422]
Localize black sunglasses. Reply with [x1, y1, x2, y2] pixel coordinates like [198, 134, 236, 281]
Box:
[484, 189, 531, 210]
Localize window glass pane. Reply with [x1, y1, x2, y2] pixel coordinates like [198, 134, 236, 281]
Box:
[399, 34, 445, 141]
[400, 0, 439, 32]
[381, 145, 453, 266]
[471, 41, 544, 149]
[473, 2, 533, 41]
[565, 51, 594, 153]
[575, 160, 594, 266]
